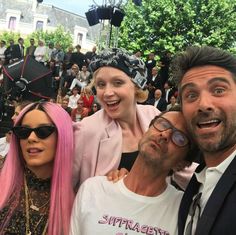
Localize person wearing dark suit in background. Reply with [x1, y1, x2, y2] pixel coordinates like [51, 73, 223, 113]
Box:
[159, 51, 172, 85]
[85, 46, 97, 65]
[4, 39, 14, 64]
[162, 81, 177, 104]
[149, 89, 167, 111]
[145, 52, 156, 82]
[172, 46, 236, 235]
[70, 44, 86, 70]
[11, 38, 24, 62]
[150, 66, 164, 91]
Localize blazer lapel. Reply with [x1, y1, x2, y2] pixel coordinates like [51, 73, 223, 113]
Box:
[196, 155, 236, 235]
[178, 174, 201, 235]
[95, 121, 122, 175]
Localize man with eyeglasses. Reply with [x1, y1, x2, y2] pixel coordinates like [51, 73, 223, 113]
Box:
[172, 46, 236, 235]
[70, 110, 197, 235]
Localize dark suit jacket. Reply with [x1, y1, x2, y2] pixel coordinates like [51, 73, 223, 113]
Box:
[162, 88, 176, 103]
[148, 97, 167, 111]
[150, 75, 164, 91]
[11, 44, 24, 59]
[178, 156, 236, 235]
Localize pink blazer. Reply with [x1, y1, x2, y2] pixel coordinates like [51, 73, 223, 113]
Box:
[73, 104, 160, 187]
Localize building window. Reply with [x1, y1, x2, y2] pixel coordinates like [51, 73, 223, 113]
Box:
[8, 16, 16, 30]
[77, 33, 83, 45]
[36, 20, 44, 30]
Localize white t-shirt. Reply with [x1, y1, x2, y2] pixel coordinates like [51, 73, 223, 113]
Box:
[70, 176, 183, 235]
[68, 94, 80, 109]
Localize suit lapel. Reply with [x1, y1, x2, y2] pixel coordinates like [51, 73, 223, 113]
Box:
[178, 174, 201, 235]
[95, 121, 122, 175]
[196, 155, 236, 235]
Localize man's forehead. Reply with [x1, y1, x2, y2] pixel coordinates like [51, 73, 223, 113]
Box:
[181, 65, 233, 84]
[161, 112, 186, 131]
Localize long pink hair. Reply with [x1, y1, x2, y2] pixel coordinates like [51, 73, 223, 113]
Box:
[0, 102, 75, 235]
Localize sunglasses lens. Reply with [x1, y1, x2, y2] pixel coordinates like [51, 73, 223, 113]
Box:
[12, 126, 56, 139]
[12, 126, 31, 139]
[35, 126, 55, 139]
[172, 131, 188, 147]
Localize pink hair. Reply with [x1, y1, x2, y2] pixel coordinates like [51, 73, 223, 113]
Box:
[0, 102, 75, 235]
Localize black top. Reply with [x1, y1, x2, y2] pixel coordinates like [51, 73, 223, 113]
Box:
[0, 168, 50, 234]
[118, 151, 139, 171]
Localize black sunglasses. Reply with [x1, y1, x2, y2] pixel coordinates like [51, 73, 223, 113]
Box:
[12, 125, 56, 139]
[152, 117, 189, 147]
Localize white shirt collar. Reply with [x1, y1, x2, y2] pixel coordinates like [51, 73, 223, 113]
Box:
[195, 148, 236, 184]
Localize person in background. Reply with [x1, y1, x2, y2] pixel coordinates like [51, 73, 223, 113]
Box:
[71, 98, 89, 122]
[145, 52, 156, 82]
[34, 40, 47, 65]
[64, 46, 74, 69]
[69, 65, 90, 90]
[0, 102, 74, 235]
[79, 65, 91, 87]
[149, 89, 167, 111]
[85, 46, 97, 65]
[88, 102, 101, 116]
[159, 51, 172, 85]
[61, 97, 72, 116]
[0, 40, 6, 65]
[45, 42, 54, 64]
[4, 39, 14, 64]
[162, 81, 177, 104]
[149, 66, 164, 90]
[66, 64, 80, 91]
[51, 43, 64, 75]
[11, 37, 24, 62]
[134, 50, 142, 58]
[70, 44, 86, 70]
[166, 95, 178, 111]
[26, 38, 36, 58]
[0, 130, 11, 168]
[73, 48, 160, 188]
[12, 100, 32, 124]
[80, 87, 94, 112]
[56, 87, 69, 105]
[68, 86, 80, 109]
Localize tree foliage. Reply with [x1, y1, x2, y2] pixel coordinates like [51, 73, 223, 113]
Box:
[30, 25, 73, 50]
[0, 26, 73, 50]
[0, 31, 20, 45]
[118, 0, 236, 55]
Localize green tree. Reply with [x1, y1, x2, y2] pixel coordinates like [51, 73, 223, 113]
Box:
[30, 25, 73, 50]
[0, 26, 73, 51]
[0, 31, 20, 45]
[118, 0, 236, 55]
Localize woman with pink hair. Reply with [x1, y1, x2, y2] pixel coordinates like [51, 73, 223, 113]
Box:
[0, 102, 74, 235]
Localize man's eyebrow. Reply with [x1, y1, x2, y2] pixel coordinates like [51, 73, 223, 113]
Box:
[180, 77, 231, 94]
[180, 83, 195, 94]
[207, 77, 231, 86]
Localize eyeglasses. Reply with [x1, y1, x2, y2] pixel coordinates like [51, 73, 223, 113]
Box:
[12, 125, 56, 139]
[152, 117, 189, 147]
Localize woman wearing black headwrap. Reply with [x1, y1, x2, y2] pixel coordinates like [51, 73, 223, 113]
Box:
[73, 48, 160, 188]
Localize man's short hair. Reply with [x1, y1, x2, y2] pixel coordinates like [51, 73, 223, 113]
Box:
[18, 37, 24, 42]
[149, 107, 200, 163]
[171, 46, 236, 88]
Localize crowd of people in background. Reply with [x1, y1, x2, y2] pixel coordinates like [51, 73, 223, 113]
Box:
[0, 37, 179, 123]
